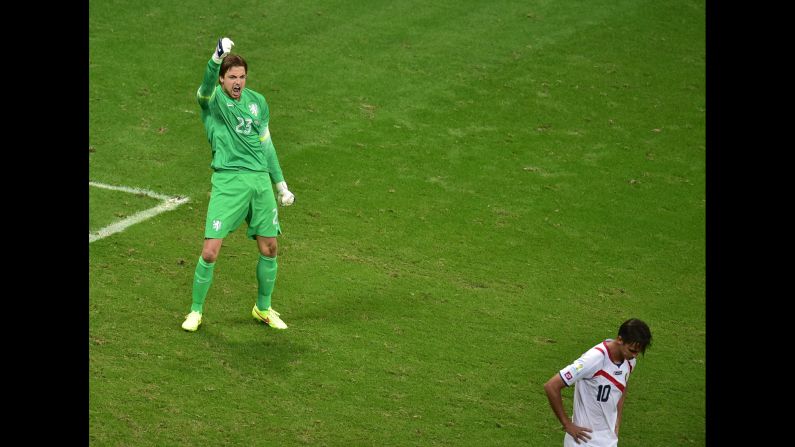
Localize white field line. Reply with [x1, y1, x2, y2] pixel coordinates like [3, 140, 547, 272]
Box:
[89, 181, 190, 243]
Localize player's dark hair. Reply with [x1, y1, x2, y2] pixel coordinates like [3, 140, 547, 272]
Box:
[220, 54, 248, 78]
[618, 318, 652, 354]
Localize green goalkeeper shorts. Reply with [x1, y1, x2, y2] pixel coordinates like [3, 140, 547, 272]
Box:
[203, 171, 281, 240]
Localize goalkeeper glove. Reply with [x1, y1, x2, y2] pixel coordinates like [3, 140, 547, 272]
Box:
[275, 181, 295, 206]
[212, 37, 235, 64]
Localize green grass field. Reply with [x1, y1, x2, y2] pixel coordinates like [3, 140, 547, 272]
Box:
[89, 1, 705, 445]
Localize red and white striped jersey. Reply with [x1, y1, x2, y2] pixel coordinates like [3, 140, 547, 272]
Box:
[558, 339, 637, 447]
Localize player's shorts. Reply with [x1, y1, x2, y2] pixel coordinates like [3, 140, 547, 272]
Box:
[564, 430, 618, 447]
[203, 171, 281, 240]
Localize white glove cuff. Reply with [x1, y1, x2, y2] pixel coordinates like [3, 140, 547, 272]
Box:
[275, 181, 289, 193]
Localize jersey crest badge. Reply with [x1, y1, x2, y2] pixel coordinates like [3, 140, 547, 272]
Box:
[248, 103, 259, 117]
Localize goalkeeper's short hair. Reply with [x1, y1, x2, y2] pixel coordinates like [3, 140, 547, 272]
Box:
[221, 54, 248, 77]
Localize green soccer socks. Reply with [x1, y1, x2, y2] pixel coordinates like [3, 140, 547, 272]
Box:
[190, 256, 216, 313]
[256, 254, 278, 311]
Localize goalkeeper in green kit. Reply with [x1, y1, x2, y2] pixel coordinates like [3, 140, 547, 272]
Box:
[182, 37, 295, 332]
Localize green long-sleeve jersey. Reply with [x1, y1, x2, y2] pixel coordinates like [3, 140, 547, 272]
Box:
[196, 58, 285, 183]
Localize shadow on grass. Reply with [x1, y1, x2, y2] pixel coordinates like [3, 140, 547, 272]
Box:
[178, 316, 309, 376]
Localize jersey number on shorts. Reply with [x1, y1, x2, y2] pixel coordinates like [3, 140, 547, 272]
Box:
[596, 385, 611, 402]
[236, 117, 253, 135]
